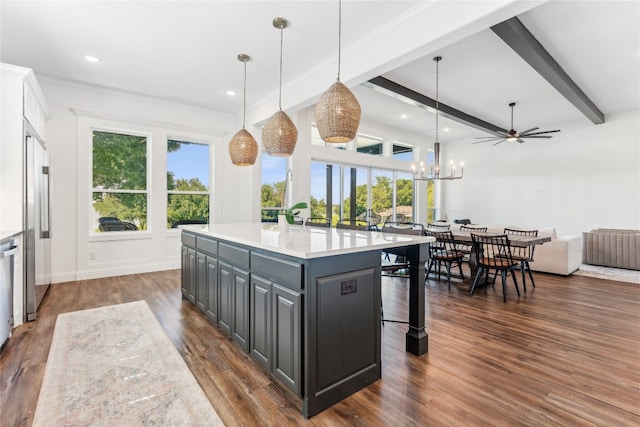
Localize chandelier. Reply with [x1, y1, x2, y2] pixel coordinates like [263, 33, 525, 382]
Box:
[413, 56, 463, 181]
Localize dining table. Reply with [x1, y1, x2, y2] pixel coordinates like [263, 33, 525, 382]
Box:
[438, 230, 552, 289]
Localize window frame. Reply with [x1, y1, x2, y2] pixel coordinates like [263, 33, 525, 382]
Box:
[89, 125, 151, 236]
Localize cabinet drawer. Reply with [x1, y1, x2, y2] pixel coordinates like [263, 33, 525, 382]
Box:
[219, 242, 250, 269]
[181, 232, 196, 248]
[251, 252, 302, 289]
[196, 236, 218, 256]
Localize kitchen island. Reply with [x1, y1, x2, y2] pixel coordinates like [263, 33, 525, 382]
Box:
[180, 223, 434, 418]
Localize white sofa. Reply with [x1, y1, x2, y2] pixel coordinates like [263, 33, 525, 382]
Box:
[442, 223, 582, 275]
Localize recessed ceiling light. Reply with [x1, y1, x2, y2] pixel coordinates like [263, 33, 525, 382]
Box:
[443, 127, 450, 132]
[401, 114, 407, 119]
[83, 55, 100, 63]
[226, 90, 237, 96]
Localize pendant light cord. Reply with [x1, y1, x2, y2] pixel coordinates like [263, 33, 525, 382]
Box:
[337, 0, 342, 80]
[242, 60, 247, 129]
[278, 26, 284, 110]
[435, 58, 440, 145]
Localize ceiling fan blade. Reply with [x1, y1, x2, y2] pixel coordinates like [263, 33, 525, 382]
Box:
[474, 135, 506, 140]
[517, 139, 525, 143]
[519, 127, 539, 134]
[492, 139, 506, 146]
[522, 135, 553, 139]
[474, 138, 505, 143]
[521, 129, 561, 136]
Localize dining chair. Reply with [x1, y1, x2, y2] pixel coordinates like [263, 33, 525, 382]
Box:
[424, 230, 465, 290]
[470, 233, 520, 302]
[380, 222, 424, 272]
[427, 222, 450, 231]
[503, 227, 539, 291]
[381, 221, 425, 235]
[336, 219, 372, 230]
[457, 225, 488, 259]
[304, 217, 331, 228]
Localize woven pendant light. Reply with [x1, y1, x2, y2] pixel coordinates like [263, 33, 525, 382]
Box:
[263, 18, 297, 157]
[315, 0, 361, 143]
[229, 54, 258, 166]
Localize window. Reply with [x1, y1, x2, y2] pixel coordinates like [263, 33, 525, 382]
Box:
[356, 134, 383, 155]
[260, 153, 288, 222]
[92, 130, 148, 232]
[310, 162, 330, 219]
[392, 143, 413, 161]
[372, 169, 393, 222]
[342, 166, 368, 219]
[167, 139, 210, 228]
[311, 162, 413, 226]
[395, 171, 414, 222]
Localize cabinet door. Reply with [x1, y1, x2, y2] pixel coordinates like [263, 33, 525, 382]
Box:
[250, 275, 272, 370]
[272, 283, 301, 396]
[205, 256, 218, 324]
[195, 251, 207, 313]
[232, 267, 250, 351]
[181, 246, 189, 299]
[183, 247, 196, 304]
[218, 260, 233, 337]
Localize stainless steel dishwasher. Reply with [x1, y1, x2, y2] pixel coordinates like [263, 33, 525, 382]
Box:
[0, 237, 18, 353]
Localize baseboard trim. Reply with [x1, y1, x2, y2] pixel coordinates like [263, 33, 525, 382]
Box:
[74, 261, 180, 281]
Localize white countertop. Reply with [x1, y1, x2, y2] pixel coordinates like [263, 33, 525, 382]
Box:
[0, 230, 22, 242]
[181, 223, 434, 259]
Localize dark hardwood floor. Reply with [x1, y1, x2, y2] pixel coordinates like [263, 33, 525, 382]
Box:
[1, 268, 639, 426]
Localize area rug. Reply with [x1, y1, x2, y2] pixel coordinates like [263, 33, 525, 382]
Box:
[572, 264, 640, 284]
[33, 301, 225, 426]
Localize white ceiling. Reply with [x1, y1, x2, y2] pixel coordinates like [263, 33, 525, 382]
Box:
[1, 0, 638, 143]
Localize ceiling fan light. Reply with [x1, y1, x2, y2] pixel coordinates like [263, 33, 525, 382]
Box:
[316, 79, 361, 143]
[262, 110, 298, 156]
[229, 128, 258, 166]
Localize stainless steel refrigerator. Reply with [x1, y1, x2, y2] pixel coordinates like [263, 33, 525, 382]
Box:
[25, 123, 51, 321]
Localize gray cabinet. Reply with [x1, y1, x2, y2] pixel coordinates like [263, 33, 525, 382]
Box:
[195, 251, 207, 312]
[218, 260, 233, 337]
[218, 260, 250, 351]
[250, 275, 272, 370]
[272, 282, 301, 396]
[181, 245, 196, 304]
[250, 273, 301, 396]
[205, 256, 218, 324]
[231, 267, 250, 351]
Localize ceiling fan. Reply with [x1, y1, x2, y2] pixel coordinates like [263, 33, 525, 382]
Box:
[474, 102, 560, 145]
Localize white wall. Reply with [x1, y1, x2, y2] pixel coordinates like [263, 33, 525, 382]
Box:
[39, 78, 258, 283]
[33, 75, 640, 283]
[439, 110, 640, 236]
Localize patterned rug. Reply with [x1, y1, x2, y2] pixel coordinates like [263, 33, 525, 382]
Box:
[33, 301, 225, 426]
[572, 264, 640, 284]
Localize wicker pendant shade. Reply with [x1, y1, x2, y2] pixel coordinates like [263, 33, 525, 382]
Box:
[229, 128, 258, 165]
[263, 17, 298, 157]
[315, 0, 361, 143]
[263, 110, 297, 156]
[229, 53, 258, 166]
[316, 79, 361, 143]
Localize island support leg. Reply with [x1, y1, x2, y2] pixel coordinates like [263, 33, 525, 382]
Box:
[405, 243, 428, 355]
